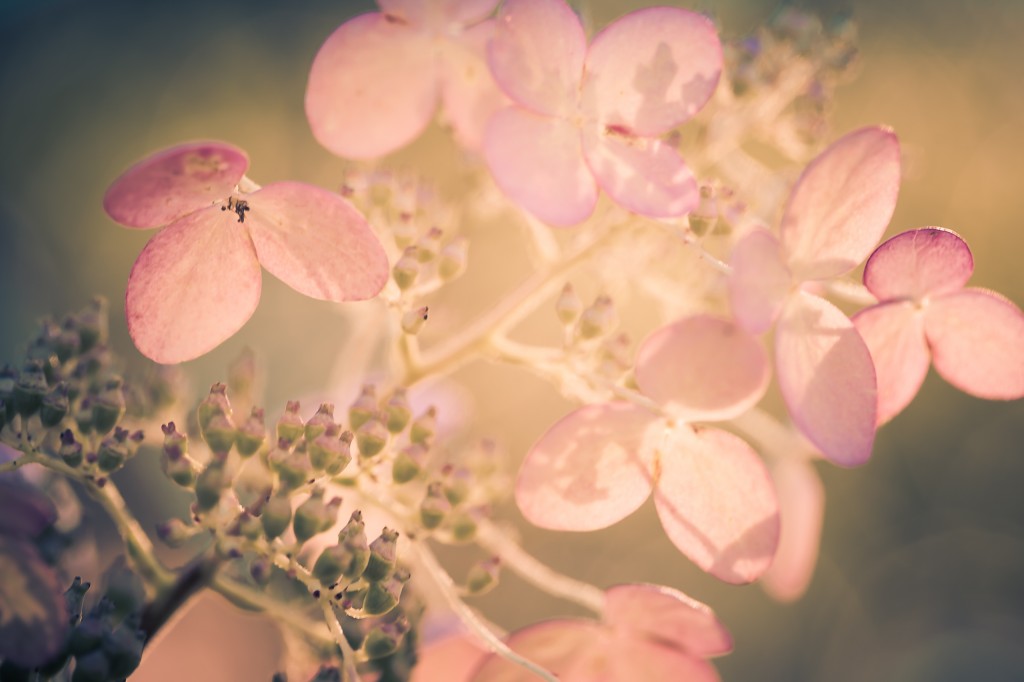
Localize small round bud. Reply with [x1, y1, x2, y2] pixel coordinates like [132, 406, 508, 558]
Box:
[338, 511, 370, 580]
[309, 425, 353, 475]
[392, 247, 421, 290]
[102, 556, 145, 619]
[76, 297, 109, 353]
[102, 623, 145, 678]
[261, 493, 293, 540]
[250, 556, 273, 586]
[71, 650, 110, 682]
[465, 557, 500, 596]
[293, 491, 342, 543]
[233, 455, 275, 512]
[155, 518, 194, 547]
[348, 384, 377, 431]
[40, 382, 69, 428]
[355, 418, 388, 459]
[409, 406, 436, 445]
[59, 429, 83, 467]
[401, 306, 428, 335]
[236, 407, 266, 457]
[161, 423, 197, 487]
[555, 283, 582, 326]
[305, 403, 336, 442]
[201, 412, 236, 457]
[268, 440, 312, 491]
[313, 543, 354, 585]
[13, 360, 47, 417]
[194, 462, 227, 512]
[364, 527, 399, 582]
[197, 383, 232, 433]
[391, 443, 427, 484]
[96, 437, 127, 473]
[382, 388, 411, 434]
[362, 569, 409, 616]
[442, 465, 472, 506]
[577, 295, 617, 341]
[688, 185, 718, 237]
[449, 508, 481, 543]
[415, 227, 443, 262]
[438, 237, 468, 281]
[276, 400, 305, 445]
[363, 618, 409, 660]
[420, 481, 451, 530]
[92, 377, 126, 435]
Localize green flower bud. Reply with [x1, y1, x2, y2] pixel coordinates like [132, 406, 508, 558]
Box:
[102, 556, 145, 619]
[391, 443, 427, 484]
[96, 436, 127, 473]
[227, 347, 257, 405]
[420, 481, 451, 530]
[362, 569, 409, 616]
[305, 402, 336, 442]
[201, 412, 236, 456]
[76, 297, 109, 353]
[577, 295, 617, 341]
[197, 383, 232, 433]
[195, 461, 227, 512]
[293, 491, 341, 543]
[438, 236, 468, 281]
[0, 364, 15, 425]
[313, 543, 354, 585]
[338, 511, 370, 580]
[555, 283, 582, 326]
[348, 384, 377, 430]
[59, 429, 83, 467]
[261, 493, 293, 540]
[250, 556, 273, 586]
[233, 455, 274, 512]
[55, 325, 82, 363]
[449, 508, 480, 543]
[155, 518, 194, 547]
[442, 465, 472, 506]
[415, 227, 443, 262]
[13, 360, 47, 417]
[382, 388, 411, 434]
[160, 423, 197, 487]
[465, 557, 500, 596]
[309, 424, 353, 474]
[236, 407, 266, 457]
[688, 184, 718, 237]
[68, 616, 106, 656]
[92, 377, 126, 435]
[102, 623, 145, 679]
[401, 306, 429, 335]
[233, 511, 263, 541]
[71, 650, 110, 682]
[363, 618, 410, 660]
[409, 407, 436, 446]
[364, 527, 399, 582]
[276, 400, 304, 445]
[269, 442, 312, 491]
[75, 400, 94, 435]
[355, 418, 388, 459]
[392, 247, 421, 290]
[40, 382, 69, 428]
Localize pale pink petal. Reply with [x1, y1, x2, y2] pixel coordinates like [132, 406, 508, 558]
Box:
[104, 142, 248, 228]
[305, 13, 437, 159]
[488, 0, 586, 116]
[780, 126, 901, 281]
[515, 403, 658, 531]
[484, 107, 596, 226]
[438, 21, 509, 151]
[378, 0, 499, 27]
[604, 584, 732, 657]
[635, 315, 769, 421]
[412, 633, 486, 682]
[126, 208, 261, 364]
[852, 301, 929, 424]
[728, 229, 793, 335]
[472, 620, 601, 682]
[245, 182, 389, 302]
[760, 457, 824, 602]
[608, 638, 722, 682]
[863, 227, 974, 301]
[775, 292, 877, 466]
[925, 288, 1024, 400]
[581, 127, 698, 217]
[581, 7, 722, 135]
[653, 425, 780, 583]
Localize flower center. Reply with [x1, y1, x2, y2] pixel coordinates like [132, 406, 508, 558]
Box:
[220, 196, 250, 223]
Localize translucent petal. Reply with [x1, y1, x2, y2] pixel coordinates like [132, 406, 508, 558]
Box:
[581, 127, 698, 218]
[608, 638, 722, 682]
[472, 620, 600, 682]
[653, 425, 780, 583]
[775, 292, 877, 466]
[438, 21, 508, 151]
[852, 301, 929, 424]
[488, 0, 586, 116]
[925, 288, 1024, 400]
[126, 207, 261, 364]
[515, 403, 658, 531]
[760, 457, 824, 602]
[0, 537, 68, 668]
[305, 13, 437, 159]
[780, 126, 901, 281]
[635, 315, 769, 421]
[604, 584, 732, 657]
[863, 227, 974, 301]
[581, 7, 722, 135]
[378, 0, 499, 27]
[728, 229, 792, 335]
[412, 633, 486, 682]
[245, 182, 389, 302]
[103, 141, 248, 228]
[483, 107, 596, 226]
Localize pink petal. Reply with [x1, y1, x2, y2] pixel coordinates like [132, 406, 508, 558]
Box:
[104, 142, 248, 228]
[305, 13, 437, 159]
[488, 0, 586, 116]
[604, 584, 732, 657]
[126, 207, 261, 364]
[653, 425, 780, 584]
[581, 127, 698, 217]
[780, 126, 901, 281]
[245, 182, 389, 302]
[484, 107, 596, 226]
[438, 21, 509, 151]
[775, 292, 877, 466]
[925, 288, 1024, 400]
[472, 620, 601, 682]
[412, 633, 486, 682]
[728, 229, 793, 335]
[635, 315, 769, 421]
[607, 638, 722, 682]
[760, 457, 824, 602]
[515, 403, 658, 531]
[863, 227, 974, 302]
[581, 7, 722, 135]
[852, 301, 930, 424]
[378, 0, 499, 27]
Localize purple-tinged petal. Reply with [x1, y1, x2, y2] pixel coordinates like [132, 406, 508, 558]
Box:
[488, 0, 586, 116]
[484, 107, 596, 226]
[412, 633, 486, 682]
[245, 182, 389, 302]
[104, 142, 248, 228]
[775, 292, 877, 466]
[605, 584, 732, 658]
[0, 536, 69, 668]
[863, 227, 974, 302]
[925, 288, 1024, 400]
[780, 126, 901, 281]
[306, 13, 437, 159]
[760, 456, 824, 602]
[581, 7, 722, 135]
[126, 207, 261, 364]
[472, 620, 602, 682]
[515, 403, 658, 532]
[635, 315, 769, 422]
[653, 425, 780, 584]
[852, 301, 929, 424]
[438, 21, 509, 151]
[728, 229, 793, 335]
[0, 481, 58, 537]
[581, 127, 698, 218]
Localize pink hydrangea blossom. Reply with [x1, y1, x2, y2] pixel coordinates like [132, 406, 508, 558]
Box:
[305, 0, 507, 159]
[759, 454, 824, 602]
[104, 141, 389, 364]
[853, 227, 1024, 423]
[728, 126, 901, 467]
[516, 315, 780, 584]
[483, 0, 722, 225]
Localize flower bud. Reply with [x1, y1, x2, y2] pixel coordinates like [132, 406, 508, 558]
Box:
[161, 423, 197, 487]
[92, 377, 126, 435]
[197, 383, 232, 433]
[268, 440, 312, 491]
[75, 399, 94, 435]
[13, 360, 47, 417]
[363, 618, 410, 660]
[233, 511, 263, 541]
[465, 557, 500, 596]
[442, 465, 472, 506]
[59, 429, 83, 467]
[250, 555, 273, 586]
[309, 425, 353, 475]
[438, 236, 468, 281]
[40, 382, 69, 428]
[348, 384, 377, 430]
[96, 437, 127, 473]
[102, 556, 145, 619]
[391, 443, 427, 484]
[155, 518, 194, 547]
[55, 324, 82, 363]
[227, 347, 257, 402]
[201, 412, 236, 457]
[415, 227, 443, 262]
[236, 407, 266, 457]
[392, 247, 421, 290]
[313, 543, 354, 585]
[261, 493, 293, 540]
[364, 527, 399, 582]
[419, 481, 451, 530]
[382, 388, 412, 434]
[194, 461, 227, 512]
[688, 185, 718, 237]
[102, 622, 145, 679]
[577, 295, 617, 341]
[355, 418, 388, 459]
[305, 403, 336, 442]
[401, 306, 428, 335]
[233, 455, 274, 512]
[555, 283, 582, 326]
[449, 507, 482, 543]
[362, 568, 410, 616]
[76, 297, 109, 353]
[276, 400, 305, 445]
[72, 650, 110, 682]
[338, 511, 370, 580]
[293, 491, 342, 543]
[409, 406, 436, 445]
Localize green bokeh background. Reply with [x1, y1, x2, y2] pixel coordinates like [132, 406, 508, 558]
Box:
[2, 1, 1023, 680]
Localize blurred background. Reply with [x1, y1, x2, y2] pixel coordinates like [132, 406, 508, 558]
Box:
[2, 0, 1024, 680]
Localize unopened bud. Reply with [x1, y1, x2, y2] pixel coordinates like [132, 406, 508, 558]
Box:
[250, 555, 273, 585]
[356, 418, 388, 459]
[293, 491, 342, 543]
[391, 443, 427, 484]
[339, 510, 370, 579]
[438, 237, 468, 280]
[465, 557, 500, 596]
[309, 425, 354, 475]
[40, 382, 69, 428]
[13, 360, 47, 417]
[92, 377, 126, 435]
[261, 493, 293, 540]
[364, 527, 399, 582]
[392, 247, 421, 290]
[197, 383, 232, 433]
[103, 622, 145, 679]
[268, 440, 311, 491]
[449, 507, 483, 543]
[688, 185, 718, 237]
[201, 412, 236, 457]
[76, 297, 109, 352]
[555, 283, 583, 326]
[577, 295, 617, 340]
[233, 511, 263, 540]
[305, 403, 336, 442]
[409, 406, 436, 445]
[236, 407, 266, 457]
[442, 465, 472, 506]
[96, 437, 127, 473]
[102, 556, 145, 619]
[348, 384, 377, 430]
[363, 618, 409, 660]
[420, 481, 451, 530]
[415, 227, 443, 262]
[72, 649, 110, 682]
[401, 306, 428, 335]
[276, 400, 304, 445]
[233, 456, 274, 512]
[59, 429, 83, 467]
[161, 423, 197, 487]
[363, 568, 410, 616]
[194, 462, 227, 512]
[155, 518, 194, 547]
[313, 543, 354, 585]
[382, 388, 411, 434]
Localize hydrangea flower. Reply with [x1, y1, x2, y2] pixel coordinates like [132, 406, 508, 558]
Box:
[104, 141, 389, 364]
[728, 126, 901, 466]
[516, 315, 779, 583]
[759, 454, 824, 602]
[483, 0, 722, 225]
[305, 0, 507, 158]
[852, 227, 1024, 424]
[472, 583, 733, 682]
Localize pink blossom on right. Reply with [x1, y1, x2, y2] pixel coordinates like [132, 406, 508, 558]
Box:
[852, 227, 1024, 424]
